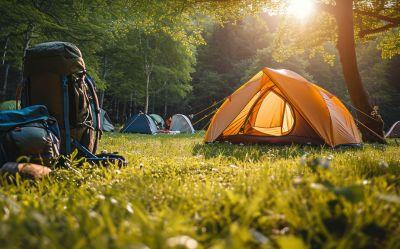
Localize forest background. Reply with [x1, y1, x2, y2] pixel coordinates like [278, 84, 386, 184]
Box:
[0, 0, 399, 129]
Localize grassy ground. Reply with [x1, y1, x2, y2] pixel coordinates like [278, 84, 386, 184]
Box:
[0, 133, 399, 249]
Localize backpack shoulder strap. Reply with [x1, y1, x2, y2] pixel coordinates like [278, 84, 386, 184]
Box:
[61, 76, 71, 155]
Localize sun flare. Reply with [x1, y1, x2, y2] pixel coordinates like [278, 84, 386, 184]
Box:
[287, 0, 315, 20]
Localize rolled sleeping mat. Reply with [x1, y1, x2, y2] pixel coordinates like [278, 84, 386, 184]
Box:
[0, 162, 52, 180]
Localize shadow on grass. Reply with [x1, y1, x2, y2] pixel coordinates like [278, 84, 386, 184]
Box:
[192, 142, 363, 162]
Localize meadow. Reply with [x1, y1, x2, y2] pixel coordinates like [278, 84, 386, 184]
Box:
[0, 133, 399, 249]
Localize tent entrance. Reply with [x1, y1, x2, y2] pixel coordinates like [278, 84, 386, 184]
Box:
[244, 90, 295, 137]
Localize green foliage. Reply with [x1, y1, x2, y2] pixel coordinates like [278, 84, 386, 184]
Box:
[377, 29, 400, 59]
[188, 14, 399, 127]
[0, 134, 399, 248]
[272, 11, 337, 63]
[103, 26, 197, 115]
[310, 40, 400, 125]
[0, 0, 399, 125]
[0, 0, 203, 118]
[190, 16, 278, 115]
[269, 0, 400, 60]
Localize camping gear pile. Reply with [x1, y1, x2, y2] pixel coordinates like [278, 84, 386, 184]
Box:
[205, 68, 362, 147]
[0, 41, 125, 179]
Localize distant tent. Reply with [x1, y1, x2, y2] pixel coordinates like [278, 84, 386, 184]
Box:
[150, 114, 165, 129]
[0, 100, 18, 110]
[100, 109, 115, 132]
[170, 114, 195, 134]
[205, 68, 361, 147]
[386, 121, 400, 138]
[121, 113, 158, 134]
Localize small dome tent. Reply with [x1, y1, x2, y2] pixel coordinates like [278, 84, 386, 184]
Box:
[386, 121, 400, 138]
[100, 109, 115, 132]
[92, 108, 115, 132]
[205, 68, 361, 147]
[171, 114, 195, 134]
[121, 113, 158, 134]
[150, 114, 165, 129]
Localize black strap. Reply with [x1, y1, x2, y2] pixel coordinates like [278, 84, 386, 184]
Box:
[0, 134, 8, 166]
[61, 76, 71, 155]
[84, 74, 101, 154]
[72, 139, 127, 167]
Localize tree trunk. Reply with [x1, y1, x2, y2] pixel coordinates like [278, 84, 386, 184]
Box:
[1, 36, 9, 97]
[145, 71, 150, 114]
[141, 33, 153, 115]
[2, 35, 9, 65]
[2, 64, 9, 97]
[152, 92, 155, 114]
[99, 90, 105, 108]
[100, 55, 107, 108]
[164, 88, 168, 117]
[20, 25, 34, 83]
[334, 0, 386, 143]
[115, 99, 119, 123]
[123, 101, 127, 122]
[129, 93, 133, 115]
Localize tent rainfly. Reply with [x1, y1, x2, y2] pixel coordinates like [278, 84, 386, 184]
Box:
[170, 114, 195, 134]
[121, 113, 158, 134]
[150, 114, 165, 129]
[205, 68, 362, 147]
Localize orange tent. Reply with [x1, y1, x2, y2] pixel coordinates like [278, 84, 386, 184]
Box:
[204, 68, 361, 147]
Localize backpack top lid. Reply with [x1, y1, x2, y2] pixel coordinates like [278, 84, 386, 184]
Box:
[24, 41, 85, 76]
[0, 105, 52, 132]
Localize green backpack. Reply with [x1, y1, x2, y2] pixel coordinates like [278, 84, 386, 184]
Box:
[20, 41, 99, 155]
[19, 42, 125, 166]
[0, 105, 60, 167]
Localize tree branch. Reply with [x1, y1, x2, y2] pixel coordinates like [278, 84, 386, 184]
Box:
[354, 9, 400, 24]
[359, 23, 399, 37]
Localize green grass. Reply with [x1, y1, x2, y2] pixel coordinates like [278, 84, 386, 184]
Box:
[0, 133, 399, 249]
